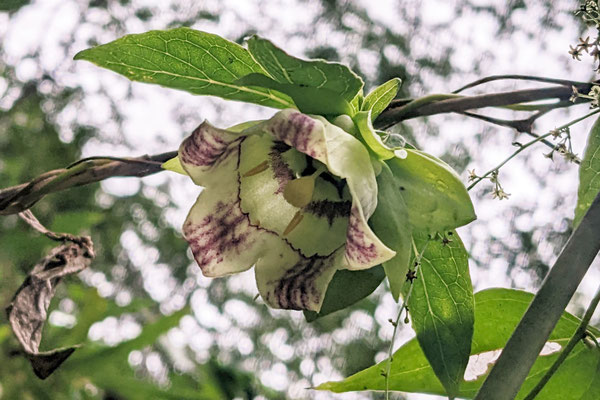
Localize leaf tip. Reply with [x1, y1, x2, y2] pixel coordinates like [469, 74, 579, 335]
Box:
[73, 49, 91, 61]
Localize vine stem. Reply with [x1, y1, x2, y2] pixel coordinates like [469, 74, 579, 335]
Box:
[474, 190, 600, 400]
[522, 284, 600, 400]
[467, 108, 600, 191]
[385, 238, 430, 400]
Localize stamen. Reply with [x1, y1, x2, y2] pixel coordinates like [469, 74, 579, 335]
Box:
[283, 211, 304, 236]
[243, 161, 269, 177]
[283, 165, 326, 208]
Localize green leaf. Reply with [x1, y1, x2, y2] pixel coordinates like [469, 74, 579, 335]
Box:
[245, 36, 363, 114]
[317, 289, 600, 400]
[303, 267, 385, 322]
[362, 78, 401, 121]
[74, 28, 294, 109]
[575, 116, 600, 227]
[353, 111, 395, 159]
[407, 231, 474, 397]
[0, 0, 30, 11]
[387, 149, 476, 232]
[370, 164, 412, 300]
[237, 72, 352, 115]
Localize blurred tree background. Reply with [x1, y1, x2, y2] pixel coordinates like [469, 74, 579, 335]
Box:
[0, 1, 595, 399]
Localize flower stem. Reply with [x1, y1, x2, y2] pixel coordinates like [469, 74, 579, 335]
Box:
[467, 108, 600, 191]
[385, 237, 431, 400]
[522, 284, 600, 400]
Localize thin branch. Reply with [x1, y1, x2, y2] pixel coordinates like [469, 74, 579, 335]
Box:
[452, 74, 591, 94]
[374, 84, 593, 129]
[467, 109, 600, 190]
[523, 284, 600, 400]
[385, 238, 431, 400]
[0, 151, 176, 216]
[474, 190, 600, 400]
[458, 111, 557, 151]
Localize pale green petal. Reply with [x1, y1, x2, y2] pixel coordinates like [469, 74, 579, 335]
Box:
[182, 142, 263, 277]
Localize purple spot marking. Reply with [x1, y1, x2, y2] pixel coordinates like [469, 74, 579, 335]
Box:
[268, 141, 295, 194]
[181, 123, 233, 167]
[305, 199, 351, 225]
[183, 199, 256, 273]
[271, 255, 335, 310]
[269, 112, 320, 158]
[345, 205, 378, 265]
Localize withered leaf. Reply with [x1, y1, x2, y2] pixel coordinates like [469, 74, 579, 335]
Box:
[6, 236, 94, 379]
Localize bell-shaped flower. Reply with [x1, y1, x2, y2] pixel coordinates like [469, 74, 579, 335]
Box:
[178, 109, 395, 311]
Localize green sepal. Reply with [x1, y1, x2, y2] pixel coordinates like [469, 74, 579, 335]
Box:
[387, 149, 476, 232]
[162, 156, 188, 175]
[303, 266, 385, 322]
[354, 110, 395, 160]
[370, 163, 412, 300]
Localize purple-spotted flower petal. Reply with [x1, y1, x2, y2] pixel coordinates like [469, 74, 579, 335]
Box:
[178, 109, 395, 311]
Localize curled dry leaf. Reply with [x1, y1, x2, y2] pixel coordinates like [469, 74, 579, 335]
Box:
[6, 236, 94, 379]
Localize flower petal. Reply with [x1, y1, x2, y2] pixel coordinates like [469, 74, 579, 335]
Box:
[344, 203, 396, 270]
[182, 142, 265, 277]
[179, 121, 245, 187]
[255, 246, 343, 311]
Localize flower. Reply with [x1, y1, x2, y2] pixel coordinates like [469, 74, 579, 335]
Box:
[178, 109, 395, 311]
[569, 45, 583, 61]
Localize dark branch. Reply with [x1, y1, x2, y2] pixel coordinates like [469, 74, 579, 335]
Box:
[374, 84, 593, 129]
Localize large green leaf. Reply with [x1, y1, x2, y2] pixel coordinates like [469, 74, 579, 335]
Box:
[362, 78, 401, 121]
[303, 267, 385, 322]
[74, 28, 294, 108]
[574, 116, 600, 227]
[244, 36, 363, 115]
[407, 232, 474, 397]
[370, 164, 412, 300]
[387, 149, 476, 232]
[317, 289, 600, 399]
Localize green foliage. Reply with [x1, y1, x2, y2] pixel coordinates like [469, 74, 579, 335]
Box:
[387, 149, 477, 233]
[318, 288, 600, 399]
[245, 36, 363, 115]
[370, 164, 412, 300]
[0, 0, 30, 12]
[407, 232, 474, 397]
[353, 110, 395, 159]
[575, 115, 600, 227]
[74, 28, 294, 108]
[361, 77, 401, 121]
[303, 267, 385, 322]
